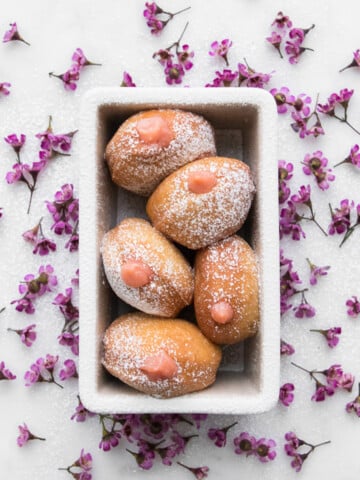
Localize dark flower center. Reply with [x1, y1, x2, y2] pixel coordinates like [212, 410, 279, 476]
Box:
[239, 439, 252, 451]
[256, 444, 269, 457]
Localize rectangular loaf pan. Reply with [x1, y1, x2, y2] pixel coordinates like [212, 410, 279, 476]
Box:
[79, 87, 279, 414]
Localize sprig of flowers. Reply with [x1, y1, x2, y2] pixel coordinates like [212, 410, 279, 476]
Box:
[0, 361, 16, 380]
[4, 119, 76, 213]
[49, 48, 101, 91]
[143, 2, 190, 35]
[334, 144, 360, 168]
[46, 184, 79, 240]
[309, 327, 342, 348]
[17, 423, 45, 447]
[267, 12, 315, 64]
[207, 422, 237, 447]
[346, 383, 360, 417]
[11, 265, 57, 314]
[280, 185, 327, 240]
[24, 354, 63, 388]
[234, 432, 277, 462]
[291, 362, 354, 401]
[0, 82, 11, 96]
[209, 39, 233, 66]
[54, 287, 79, 356]
[3, 22, 30, 45]
[346, 295, 360, 317]
[302, 151, 335, 191]
[153, 22, 194, 85]
[284, 431, 330, 472]
[339, 49, 360, 73]
[23, 218, 56, 256]
[279, 383, 295, 406]
[58, 449, 93, 480]
[317, 88, 360, 135]
[306, 258, 330, 285]
[328, 199, 360, 246]
[8, 324, 37, 347]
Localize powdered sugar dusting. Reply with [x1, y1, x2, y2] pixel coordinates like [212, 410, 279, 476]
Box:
[148, 157, 256, 249]
[105, 109, 216, 196]
[102, 314, 222, 398]
[101, 218, 194, 317]
[195, 235, 259, 344]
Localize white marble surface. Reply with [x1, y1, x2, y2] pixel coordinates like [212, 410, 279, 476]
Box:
[1, 0, 360, 478]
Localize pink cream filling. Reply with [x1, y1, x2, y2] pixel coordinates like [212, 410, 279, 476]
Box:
[121, 259, 153, 288]
[135, 116, 174, 147]
[140, 350, 178, 381]
[210, 301, 234, 324]
[187, 170, 218, 194]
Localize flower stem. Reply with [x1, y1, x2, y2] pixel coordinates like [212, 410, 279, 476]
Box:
[0, 307, 5, 314]
[27, 187, 35, 214]
[291, 361, 311, 374]
[344, 120, 360, 135]
[171, 6, 191, 17]
[313, 440, 331, 449]
[333, 158, 349, 168]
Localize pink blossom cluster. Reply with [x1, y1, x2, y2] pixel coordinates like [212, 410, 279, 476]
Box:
[340, 49, 360, 72]
[17, 423, 45, 447]
[267, 11, 315, 64]
[209, 39, 233, 66]
[46, 184, 79, 252]
[4, 121, 76, 213]
[208, 422, 237, 447]
[49, 48, 101, 91]
[23, 219, 56, 256]
[143, 2, 190, 35]
[0, 361, 16, 380]
[11, 265, 57, 314]
[284, 431, 330, 472]
[302, 150, 335, 191]
[346, 384, 360, 417]
[328, 199, 360, 246]
[279, 383, 295, 406]
[270, 87, 324, 138]
[54, 287, 79, 355]
[81, 412, 208, 472]
[292, 362, 354, 402]
[24, 354, 62, 388]
[59, 449, 92, 480]
[310, 327, 341, 348]
[153, 23, 194, 85]
[8, 324, 37, 347]
[3, 22, 30, 45]
[346, 295, 360, 317]
[317, 88, 360, 135]
[234, 432, 277, 463]
[206, 60, 272, 89]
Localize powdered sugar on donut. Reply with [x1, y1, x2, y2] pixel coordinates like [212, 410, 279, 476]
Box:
[102, 315, 222, 398]
[194, 236, 259, 344]
[105, 109, 216, 196]
[148, 157, 256, 249]
[101, 218, 194, 317]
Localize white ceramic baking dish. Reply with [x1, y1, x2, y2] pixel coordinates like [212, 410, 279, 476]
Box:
[79, 87, 279, 414]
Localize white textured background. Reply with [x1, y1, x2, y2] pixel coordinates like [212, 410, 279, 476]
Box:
[1, 0, 360, 479]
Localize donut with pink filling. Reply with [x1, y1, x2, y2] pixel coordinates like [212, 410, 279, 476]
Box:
[194, 235, 259, 345]
[146, 156, 256, 249]
[101, 218, 194, 317]
[105, 109, 216, 196]
[102, 313, 222, 398]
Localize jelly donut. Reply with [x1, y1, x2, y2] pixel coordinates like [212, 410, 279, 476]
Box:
[101, 218, 194, 317]
[102, 313, 222, 398]
[194, 235, 259, 345]
[146, 157, 256, 249]
[105, 109, 216, 196]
